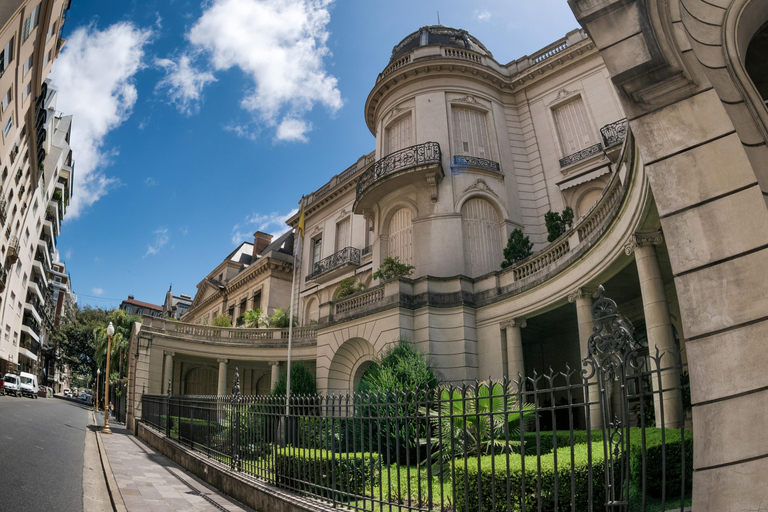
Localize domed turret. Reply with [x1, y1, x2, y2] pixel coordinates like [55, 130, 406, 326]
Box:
[389, 26, 493, 63]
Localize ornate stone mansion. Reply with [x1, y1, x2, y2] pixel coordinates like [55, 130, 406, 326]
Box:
[129, 2, 768, 509]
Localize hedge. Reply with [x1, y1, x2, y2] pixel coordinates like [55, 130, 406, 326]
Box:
[454, 443, 607, 512]
[274, 447, 380, 501]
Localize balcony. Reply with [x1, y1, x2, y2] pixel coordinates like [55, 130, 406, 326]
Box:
[451, 155, 501, 174]
[6, 236, 20, 264]
[559, 143, 603, 168]
[22, 314, 41, 339]
[601, 119, 628, 148]
[306, 247, 362, 283]
[0, 197, 5, 226]
[45, 211, 60, 236]
[19, 335, 40, 361]
[354, 142, 442, 213]
[0, 265, 6, 292]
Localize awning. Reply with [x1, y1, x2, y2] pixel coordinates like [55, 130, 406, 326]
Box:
[557, 165, 611, 191]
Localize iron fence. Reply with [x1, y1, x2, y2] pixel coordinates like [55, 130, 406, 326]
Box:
[142, 287, 691, 512]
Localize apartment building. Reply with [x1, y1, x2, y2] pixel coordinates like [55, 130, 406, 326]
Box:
[0, 0, 75, 382]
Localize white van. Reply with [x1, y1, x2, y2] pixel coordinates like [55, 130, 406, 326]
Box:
[3, 374, 20, 396]
[19, 372, 38, 399]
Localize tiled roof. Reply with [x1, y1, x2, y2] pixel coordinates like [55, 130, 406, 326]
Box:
[121, 299, 162, 311]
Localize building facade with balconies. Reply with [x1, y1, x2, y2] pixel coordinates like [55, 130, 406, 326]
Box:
[0, 0, 75, 382]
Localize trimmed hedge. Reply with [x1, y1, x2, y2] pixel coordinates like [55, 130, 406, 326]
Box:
[275, 447, 380, 501]
[454, 443, 607, 512]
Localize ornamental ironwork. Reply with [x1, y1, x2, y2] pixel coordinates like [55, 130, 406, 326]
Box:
[452, 155, 501, 173]
[601, 118, 628, 148]
[559, 143, 603, 168]
[305, 246, 361, 282]
[356, 142, 441, 198]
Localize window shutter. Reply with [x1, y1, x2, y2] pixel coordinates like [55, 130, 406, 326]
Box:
[553, 98, 594, 156]
[461, 198, 501, 277]
[386, 116, 412, 154]
[335, 217, 350, 252]
[388, 208, 413, 266]
[452, 107, 491, 158]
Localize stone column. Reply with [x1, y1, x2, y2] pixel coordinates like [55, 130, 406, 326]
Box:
[269, 361, 280, 390]
[501, 319, 526, 382]
[217, 358, 228, 396]
[625, 232, 683, 429]
[163, 351, 175, 394]
[569, 288, 602, 430]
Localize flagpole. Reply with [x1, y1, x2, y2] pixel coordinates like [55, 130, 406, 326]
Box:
[285, 198, 304, 416]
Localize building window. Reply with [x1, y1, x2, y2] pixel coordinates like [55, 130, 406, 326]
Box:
[1, 88, 10, 112]
[23, 228, 29, 244]
[335, 217, 350, 252]
[553, 97, 595, 157]
[47, 22, 56, 41]
[311, 236, 323, 266]
[12, 332, 17, 346]
[452, 107, 492, 159]
[21, 273, 26, 287]
[0, 37, 14, 73]
[385, 115, 412, 154]
[16, 300, 21, 317]
[22, 4, 41, 43]
[388, 208, 413, 267]
[3, 116, 13, 138]
[54, 276, 61, 283]
[32, 200, 37, 216]
[46, 50, 52, 65]
[461, 198, 502, 277]
[23, 55, 32, 76]
[125, 306, 131, 314]
[22, 83, 31, 101]
[4, 325, 9, 343]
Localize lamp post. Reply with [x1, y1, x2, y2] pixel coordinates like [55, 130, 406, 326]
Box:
[102, 322, 114, 434]
[95, 368, 101, 412]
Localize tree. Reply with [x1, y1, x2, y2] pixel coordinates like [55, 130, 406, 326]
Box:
[57, 306, 109, 385]
[372, 256, 415, 281]
[501, 229, 534, 268]
[211, 313, 232, 327]
[270, 362, 317, 397]
[270, 308, 297, 328]
[544, 206, 575, 242]
[93, 308, 140, 380]
[242, 308, 268, 328]
[334, 276, 364, 299]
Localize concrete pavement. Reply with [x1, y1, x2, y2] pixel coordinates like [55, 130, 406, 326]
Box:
[94, 413, 256, 512]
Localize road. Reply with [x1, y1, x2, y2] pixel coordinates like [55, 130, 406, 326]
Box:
[0, 394, 94, 512]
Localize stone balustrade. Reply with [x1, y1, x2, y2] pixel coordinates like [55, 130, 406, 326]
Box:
[142, 316, 316, 345]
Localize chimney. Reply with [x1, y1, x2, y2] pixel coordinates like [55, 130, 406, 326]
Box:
[252, 231, 273, 258]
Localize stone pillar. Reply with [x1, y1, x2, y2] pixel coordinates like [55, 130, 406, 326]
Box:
[625, 233, 683, 429]
[501, 319, 525, 382]
[217, 358, 228, 396]
[569, 288, 602, 430]
[269, 361, 280, 391]
[163, 351, 174, 394]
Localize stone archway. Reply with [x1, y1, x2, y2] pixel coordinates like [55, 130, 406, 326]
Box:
[327, 337, 376, 394]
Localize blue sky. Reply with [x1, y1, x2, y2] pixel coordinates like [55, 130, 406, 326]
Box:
[53, 0, 579, 309]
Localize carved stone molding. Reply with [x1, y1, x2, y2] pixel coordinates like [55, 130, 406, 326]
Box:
[500, 318, 527, 330]
[567, 287, 599, 303]
[163, 350, 175, 357]
[387, 105, 410, 120]
[464, 178, 499, 197]
[337, 208, 349, 220]
[268, 361, 280, 367]
[217, 358, 229, 364]
[453, 94, 480, 105]
[624, 231, 663, 255]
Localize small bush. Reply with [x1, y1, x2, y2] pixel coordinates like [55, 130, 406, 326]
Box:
[275, 447, 380, 501]
[544, 206, 574, 242]
[454, 443, 607, 512]
[372, 257, 414, 281]
[501, 229, 533, 268]
[271, 308, 298, 328]
[629, 428, 693, 499]
[212, 313, 233, 327]
[335, 276, 365, 299]
[270, 362, 317, 397]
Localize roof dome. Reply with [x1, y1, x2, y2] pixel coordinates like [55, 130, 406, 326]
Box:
[389, 26, 493, 62]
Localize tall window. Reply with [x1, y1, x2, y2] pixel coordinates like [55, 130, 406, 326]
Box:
[335, 217, 350, 252]
[553, 97, 595, 156]
[452, 107, 491, 158]
[312, 236, 323, 266]
[1, 88, 10, 112]
[22, 4, 41, 42]
[0, 37, 14, 73]
[388, 208, 413, 266]
[3, 115, 12, 138]
[23, 55, 32, 76]
[386, 115, 412, 154]
[461, 198, 501, 277]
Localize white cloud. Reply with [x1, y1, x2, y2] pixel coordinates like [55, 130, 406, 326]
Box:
[51, 22, 153, 219]
[231, 209, 297, 244]
[144, 176, 156, 187]
[224, 122, 259, 140]
[145, 227, 170, 257]
[475, 9, 492, 22]
[64, 248, 72, 260]
[186, 0, 342, 141]
[92, 287, 104, 296]
[155, 54, 217, 114]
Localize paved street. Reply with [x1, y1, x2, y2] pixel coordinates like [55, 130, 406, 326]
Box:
[0, 394, 95, 512]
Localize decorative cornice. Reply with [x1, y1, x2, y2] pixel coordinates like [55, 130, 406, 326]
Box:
[163, 350, 175, 357]
[464, 178, 499, 197]
[452, 94, 480, 105]
[217, 358, 228, 364]
[624, 231, 663, 255]
[268, 361, 280, 366]
[500, 317, 526, 329]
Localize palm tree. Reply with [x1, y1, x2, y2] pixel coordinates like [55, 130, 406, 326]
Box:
[242, 308, 268, 328]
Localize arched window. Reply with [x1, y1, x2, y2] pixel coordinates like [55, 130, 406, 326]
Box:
[388, 208, 413, 266]
[461, 198, 501, 277]
[746, 21, 768, 106]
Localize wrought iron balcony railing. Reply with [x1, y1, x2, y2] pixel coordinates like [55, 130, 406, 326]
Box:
[559, 143, 603, 168]
[452, 155, 501, 173]
[22, 315, 40, 336]
[600, 118, 628, 148]
[361, 245, 372, 257]
[306, 246, 361, 282]
[356, 142, 441, 198]
[0, 197, 6, 226]
[6, 236, 20, 264]
[0, 265, 7, 292]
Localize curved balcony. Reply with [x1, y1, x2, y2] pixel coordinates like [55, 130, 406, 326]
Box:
[305, 246, 361, 284]
[354, 141, 442, 213]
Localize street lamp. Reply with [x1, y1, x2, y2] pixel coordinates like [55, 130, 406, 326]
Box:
[96, 368, 101, 413]
[103, 322, 115, 435]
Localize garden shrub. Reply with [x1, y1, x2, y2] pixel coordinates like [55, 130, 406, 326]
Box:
[275, 447, 380, 501]
[454, 443, 607, 512]
[629, 428, 693, 499]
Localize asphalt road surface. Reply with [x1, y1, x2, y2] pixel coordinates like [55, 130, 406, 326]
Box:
[0, 394, 92, 512]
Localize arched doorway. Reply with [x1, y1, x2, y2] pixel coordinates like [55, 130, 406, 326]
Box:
[327, 337, 376, 393]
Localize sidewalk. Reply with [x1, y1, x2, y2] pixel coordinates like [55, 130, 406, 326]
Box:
[94, 413, 256, 512]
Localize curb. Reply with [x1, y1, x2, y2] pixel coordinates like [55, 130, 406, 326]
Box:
[92, 411, 128, 512]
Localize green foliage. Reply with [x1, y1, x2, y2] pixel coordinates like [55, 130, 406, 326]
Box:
[335, 276, 365, 299]
[544, 206, 575, 242]
[454, 443, 607, 512]
[275, 447, 380, 500]
[372, 256, 415, 281]
[211, 313, 233, 327]
[359, 340, 440, 395]
[629, 428, 693, 499]
[271, 362, 317, 397]
[270, 308, 297, 328]
[242, 308, 268, 328]
[501, 229, 534, 268]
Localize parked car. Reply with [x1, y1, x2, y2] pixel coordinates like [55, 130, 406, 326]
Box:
[19, 372, 38, 399]
[37, 386, 52, 398]
[63, 388, 72, 397]
[0, 378, 4, 395]
[3, 374, 20, 397]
